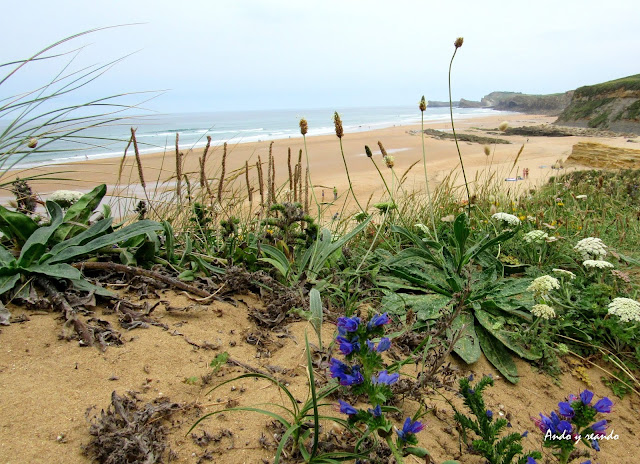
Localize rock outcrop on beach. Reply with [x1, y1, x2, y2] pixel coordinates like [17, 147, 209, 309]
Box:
[481, 91, 573, 115]
[566, 141, 640, 169]
[555, 74, 640, 134]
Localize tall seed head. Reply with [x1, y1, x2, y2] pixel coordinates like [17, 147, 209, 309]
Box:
[454, 37, 464, 49]
[365, 145, 373, 158]
[333, 112, 344, 139]
[498, 121, 509, 132]
[299, 118, 308, 136]
[384, 155, 395, 169]
[377, 141, 388, 158]
[419, 96, 427, 112]
[484, 145, 491, 157]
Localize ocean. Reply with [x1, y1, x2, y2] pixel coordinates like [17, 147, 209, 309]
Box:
[4, 106, 506, 170]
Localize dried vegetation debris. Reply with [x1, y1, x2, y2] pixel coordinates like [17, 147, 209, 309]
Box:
[84, 391, 183, 464]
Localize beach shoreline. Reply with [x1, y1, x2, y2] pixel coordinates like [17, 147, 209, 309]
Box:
[1, 112, 632, 209]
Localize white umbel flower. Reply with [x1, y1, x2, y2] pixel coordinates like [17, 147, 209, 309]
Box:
[531, 304, 556, 320]
[492, 212, 521, 226]
[49, 190, 84, 208]
[552, 268, 576, 280]
[527, 275, 560, 299]
[574, 237, 607, 260]
[583, 260, 614, 269]
[607, 298, 640, 323]
[524, 230, 548, 244]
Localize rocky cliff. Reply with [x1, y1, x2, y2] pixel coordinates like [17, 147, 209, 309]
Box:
[555, 75, 640, 134]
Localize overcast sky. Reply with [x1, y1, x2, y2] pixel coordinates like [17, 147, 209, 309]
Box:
[2, 0, 639, 113]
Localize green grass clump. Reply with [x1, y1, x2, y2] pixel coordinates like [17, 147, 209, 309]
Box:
[557, 98, 613, 121]
[588, 110, 610, 128]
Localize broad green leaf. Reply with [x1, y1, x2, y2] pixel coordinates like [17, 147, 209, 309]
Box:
[53, 184, 107, 241]
[18, 201, 64, 267]
[162, 221, 175, 262]
[27, 262, 82, 280]
[0, 245, 15, 265]
[453, 212, 470, 258]
[311, 215, 372, 276]
[476, 323, 519, 384]
[0, 274, 20, 296]
[41, 217, 113, 263]
[381, 292, 449, 321]
[260, 244, 291, 278]
[449, 311, 481, 364]
[68, 278, 115, 297]
[0, 204, 39, 245]
[44, 220, 162, 264]
[475, 309, 541, 360]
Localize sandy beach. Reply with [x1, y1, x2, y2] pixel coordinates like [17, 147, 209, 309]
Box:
[3, 113, 635, 211]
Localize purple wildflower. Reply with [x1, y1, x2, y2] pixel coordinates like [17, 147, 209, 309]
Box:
[581, 461, 592, 464]
[521, 431, 529, 438]
[367, 313, 390, 330]
[372, 370, 399, 386]
[567, 394, 578, 402]
[396, 418, 424, 442]
[580, 389, 594, 406]
[337, 316, 360, 334]
[338, 400, 358, 415]
[590, 419, 607, 434]
[366, 340, 375, 351]
[591, 439, 600, 452]
[527, 458, 537, 464]
[329, 358, 364, 386]
[558, 401, 575, 418]
[593, 397, 613, 413]
[336, 336, 360, 355]
[556, 420, 573, 435]
[486, 410, 493, 420]
[377, 337, 391, 352]
[468, 374, 474, 381]
[368, 404, 382, 417]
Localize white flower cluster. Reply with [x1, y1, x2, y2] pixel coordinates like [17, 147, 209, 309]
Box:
[607, 297, 640, 323]
[415, 223, 430, 235]
[531, 304, 556, 320]
[575, 194, 587, 200]
[552, 268, 576, 280]
[527, 275, 560, 298]
[583, 260, 614, 270]
[49, 190, 84, 208]
[574, 237, 607, 260]
[523, 230, 548, 244]
[492, 212, 521, 226]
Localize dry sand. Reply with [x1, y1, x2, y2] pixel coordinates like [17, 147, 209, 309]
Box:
[4, 113, 637, 213]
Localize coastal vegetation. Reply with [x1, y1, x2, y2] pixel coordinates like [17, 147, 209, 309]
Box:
[1, 33, 639, 464]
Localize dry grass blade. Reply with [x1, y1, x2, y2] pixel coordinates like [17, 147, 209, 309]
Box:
[130, 128, 145, 189]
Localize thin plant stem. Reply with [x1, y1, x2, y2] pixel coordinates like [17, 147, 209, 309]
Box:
[338, 137, 365, 214]
[448, 47, 471, 216]
[421, 111, 438, 240]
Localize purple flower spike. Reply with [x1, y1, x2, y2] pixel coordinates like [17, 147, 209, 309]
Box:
[557, 420, 573, 435]
[368, 404, 382, 417]
[396, 417, 424, 441]
[486, 410, 493, 420]
[337, 316, 360, 334]
[367, 313, 390, 330]
[527, 458, 537, 464]
[366, 340, 375, 351]
[372, 370, 399, 386]
[591, 439, 600, 452]
[590, 419, 607, 434]
[593, 397, 613, 413]
[329, 358, 364, 386]
[338, 400, 358, 415]
[558, 401, 575, 418]
[336, 336, 360, 355]
[580, 389, 594, 406]
[377, 337, 391, 352]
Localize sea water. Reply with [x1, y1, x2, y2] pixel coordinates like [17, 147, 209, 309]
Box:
[3, 106, 505, 170]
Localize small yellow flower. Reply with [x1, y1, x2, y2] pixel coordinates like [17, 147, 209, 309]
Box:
[519, 215, 526, 221]
[557, 202, 564, 206]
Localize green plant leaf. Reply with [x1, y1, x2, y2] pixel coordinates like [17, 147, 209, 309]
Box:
[0, 204, 39, 246]
[162, 221, 175, 263]
[18, 200, 64, 268]
[41, 217, 113, 263]
[476, 323, 519, 384]
[309, 288, 323, 349]
[44, 220, 162, 264]
[381, 292, 448, 321]
[0, 245, 15, 266]
[54, 184, 106, 241]
[449, 311, 481, 364]
[260, 244, 291, 279]
[27, 263, 82, 281]
[305, 333, 320, 459]
[0, 274, 20, 296]
[475, 309, 541, 360]
[453, 212, 470, 258]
